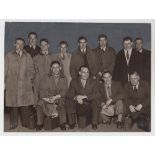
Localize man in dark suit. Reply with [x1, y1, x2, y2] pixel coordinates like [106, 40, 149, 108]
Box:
[113, 37, 138, 86]
[24, 32, 40, 58]
[124, 72, 150, 131]
[134, 37, 151, 82]
[93, 34, 116, 80]
[99, 71, 124, 128]
[66, 65, 100, 130]
[70, 36, 95, 79]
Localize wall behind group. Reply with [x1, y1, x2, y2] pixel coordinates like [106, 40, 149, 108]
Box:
[5, 22, 151, 53]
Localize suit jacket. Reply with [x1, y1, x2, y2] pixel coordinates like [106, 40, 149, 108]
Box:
[99, 81, 124, 103]
[135, 48, 151, 82]
[113, 48, 138, 86]
[70, 47, 95, 79]
[67, 78, 100, 101]
[92, 46, 116, 76]
[124, 80, 150, 114]
[24, 45, 40, 58]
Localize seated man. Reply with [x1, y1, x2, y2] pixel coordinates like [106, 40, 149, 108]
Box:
[124, 71, 150, 131]
[36, 61, 68, 131]
[66, 65, 100, 130]
[99, 71, 124, 128]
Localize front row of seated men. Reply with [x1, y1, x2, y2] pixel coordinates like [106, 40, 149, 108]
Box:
[35, 61, 150, 131]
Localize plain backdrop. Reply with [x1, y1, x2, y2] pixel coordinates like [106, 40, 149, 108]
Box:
[5, 22, 151, 53]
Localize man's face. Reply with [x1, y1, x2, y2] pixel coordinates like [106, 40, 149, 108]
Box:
[130, 74, 139, 86]
[15, 40, 24, 51]
[40, 41, 49, 52]
[29, 34, 37, 46]
[60, 44, 67, 53]
[123, 40, 133, 51]
[78, 39, 87, 50]
[102, 73, 112, 85]
[99, 37, 107, 47]
[79, 67, 89, 80]
[51, 63, 61, 75]
[135, 40, 143, 51]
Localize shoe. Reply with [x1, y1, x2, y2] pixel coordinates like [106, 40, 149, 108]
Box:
[92, 124, 97, 130]
[117, 121, 124, 129]
[69, 124, 75, 129]
[36, 125, 43, 131]
[9, 125, 17, 130]
[60, 124, 66, 130]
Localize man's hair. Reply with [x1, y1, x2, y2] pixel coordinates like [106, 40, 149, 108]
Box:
[59, 41, 68, 47]
[130, 71, 140, 77]
[123, 36, 133, 42]
[40, 38, 49, 44]
[78, 36, 87, 42]
[102, 70, 112, 76]
[134, 37, 143, 43]
[98, 34, 108, 40]
[15, 37, 25, 44]
[50, 61, 61, 67]
[79, 65, 89, 72]
[28, 32, 38, 38]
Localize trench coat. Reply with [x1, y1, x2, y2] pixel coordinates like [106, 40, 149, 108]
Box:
[5, 50, 35, 107]
[70, 47, 96, 79]
[92, 46, 116, 76]
[55, 52, 72, 87]
[33, 52, 62, 104]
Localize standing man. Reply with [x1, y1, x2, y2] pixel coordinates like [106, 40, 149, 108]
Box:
[33, 38, 61, 106]
[70, 36, 95, 79]
[24, 32, 40, 58]
[93, 34, 116, 80]
[124, 72, 150, 131]
[37, 61, 68, 131]
[113, 37, 138, 86]
[134, 37, 151, 82]
[5, 38, 35, 129]
[67, 65, 100, 130]
[56, 41, 72, 87]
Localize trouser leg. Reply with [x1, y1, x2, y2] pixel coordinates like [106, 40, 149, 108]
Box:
[10, 107, 18, 127]
[20, 106, 31, 128]
[57, 102, 66, 125]
[115, 100, 123, 115]
[36, 105, 44, 125]
[90, 101, 98, 125]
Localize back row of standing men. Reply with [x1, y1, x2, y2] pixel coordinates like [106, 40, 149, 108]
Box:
[5, 32, 151, 131]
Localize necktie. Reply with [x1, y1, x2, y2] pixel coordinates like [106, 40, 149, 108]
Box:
[126, 50, 129, 60]
[107, 86, 111, 98]
[133, 86, 137, 92]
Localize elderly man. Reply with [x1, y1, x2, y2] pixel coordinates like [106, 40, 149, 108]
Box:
[24, 32, 40, 58]
[67, 65, 100, 130]
[92, 34, 116, 80]
[36, 61, 68, 131]
[99, 71, 124, 128]
[124, 72, 150, 131]
[5, 38, 35, 129]
[70, 36, 95, 79]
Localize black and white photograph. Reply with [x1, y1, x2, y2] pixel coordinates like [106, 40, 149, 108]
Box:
[4, 22, 151, 132]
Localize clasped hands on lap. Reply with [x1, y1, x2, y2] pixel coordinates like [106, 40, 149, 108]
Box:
[74, 95, 88, 104]
[101, 98, 113, 109]
[42, 94, 61, 104]
[129, 104, 143, 112]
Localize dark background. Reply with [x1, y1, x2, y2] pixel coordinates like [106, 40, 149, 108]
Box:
[5, 22, 151, 53]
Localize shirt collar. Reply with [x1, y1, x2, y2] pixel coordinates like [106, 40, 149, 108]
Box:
[16, 50, 23, 57]
[29, 44, 36, 49]
[41, 51, 49, 55]
[132, 81, 139, 89]
[100, 46, 106, 51]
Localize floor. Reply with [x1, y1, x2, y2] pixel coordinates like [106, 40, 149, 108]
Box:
[4, 112, 144, 133]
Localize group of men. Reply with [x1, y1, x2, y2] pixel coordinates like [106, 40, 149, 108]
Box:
[5, 32, 151, 131]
